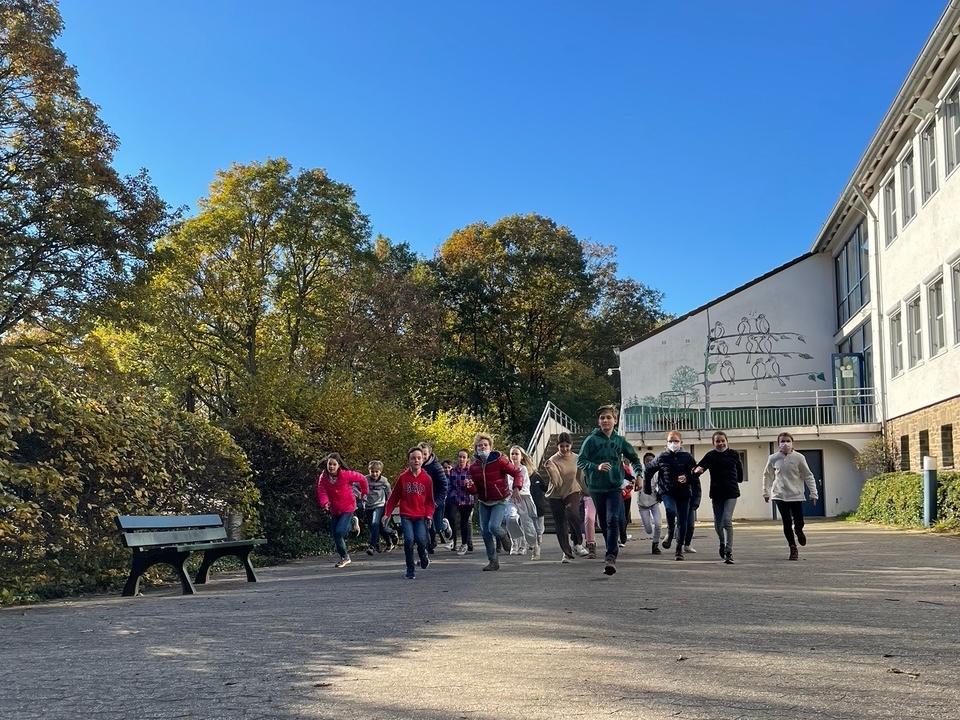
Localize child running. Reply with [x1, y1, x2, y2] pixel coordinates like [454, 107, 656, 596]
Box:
[508, 445, 541, 560]
[644, 431, 697, 561]
[383, 446, 435, 579]
[315, 453, 369, 568]
[692, 431, 743, 564]
[364, 461, 396, 555]
[542, 432, 588, 563]
[464, 433, 523, 572]
[446, 449, 475, 555]
[762, 432, 817, 561]
[635, 452, 663, 555]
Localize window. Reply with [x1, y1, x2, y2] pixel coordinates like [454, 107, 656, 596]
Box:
[838, 319, 873, 389]
[835, 223, 870, 326]
[736, 450, 748, 481]
[919, 430, 930, 461]
[946, 84, 960, 175]
[884, 178, 898, 244]
[920, 122, 938, 201]
[907, 295, 923, 367]
[900, 435, 911, 471]
[943, 425, 955, 469]
[890, 311, 904, 376]
[953, 261, 960, 344]
[901, 152, 916, 224]
[928, 276, 945, 356]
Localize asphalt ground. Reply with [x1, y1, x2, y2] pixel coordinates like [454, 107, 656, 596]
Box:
[2, 520, 959, 720]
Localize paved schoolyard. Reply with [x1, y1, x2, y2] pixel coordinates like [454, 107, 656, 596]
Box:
[2, 521, 959, 720]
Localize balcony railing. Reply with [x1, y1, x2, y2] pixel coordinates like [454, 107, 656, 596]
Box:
[622, 387, 877, 435]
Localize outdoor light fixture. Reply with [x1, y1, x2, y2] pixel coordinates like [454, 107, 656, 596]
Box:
[909, 97, 936, 119]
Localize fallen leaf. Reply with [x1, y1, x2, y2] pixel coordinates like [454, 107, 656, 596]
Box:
[676, 654, 687, 662]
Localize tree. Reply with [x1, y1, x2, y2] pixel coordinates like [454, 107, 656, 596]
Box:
[0, 0, 168, 345]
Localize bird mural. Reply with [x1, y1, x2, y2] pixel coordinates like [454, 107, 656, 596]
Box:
[710, 320, 725, 340]
[756, 313, 770, 334]
[735, 317, 751, 345]
[719, 360, 736, 384]
[769, 358, 786, 386]
[750, 359, 768, 389]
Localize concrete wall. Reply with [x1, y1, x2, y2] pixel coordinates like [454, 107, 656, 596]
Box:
[620, 254, 837, 409]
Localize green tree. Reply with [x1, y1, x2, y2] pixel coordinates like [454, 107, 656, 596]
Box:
[0, 0, 168, 345]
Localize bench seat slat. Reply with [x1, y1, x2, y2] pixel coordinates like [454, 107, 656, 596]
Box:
[173, 538, 266, 552]
[122, 527, 227, 548]
[117, 514, 223, 530]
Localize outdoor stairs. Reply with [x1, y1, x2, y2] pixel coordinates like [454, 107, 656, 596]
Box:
[534, 432, 588, 535]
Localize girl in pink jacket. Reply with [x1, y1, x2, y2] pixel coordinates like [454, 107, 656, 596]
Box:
[316, 453, 369, 568]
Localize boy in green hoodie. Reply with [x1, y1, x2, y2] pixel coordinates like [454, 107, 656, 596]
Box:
[577, 405, 643, 576]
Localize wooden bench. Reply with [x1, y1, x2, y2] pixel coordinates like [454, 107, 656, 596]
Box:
[115, 514, 266, 597]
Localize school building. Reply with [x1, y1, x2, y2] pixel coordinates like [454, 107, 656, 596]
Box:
[616, 2, 960, 521]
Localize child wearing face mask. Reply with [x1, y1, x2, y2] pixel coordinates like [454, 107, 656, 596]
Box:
[762, 432, 818, 561]
[693, 431, 743, 564]
[644, 431, 697, 561]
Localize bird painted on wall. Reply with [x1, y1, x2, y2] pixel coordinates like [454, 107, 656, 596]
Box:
[736, 317, 751, 345]
[719, 360, 736, 383]
[751, 359, 767, 389]
[756, 313, 770, 334]
[769, 358, 786, 386]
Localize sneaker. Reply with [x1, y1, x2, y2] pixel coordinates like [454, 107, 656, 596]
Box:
[457, 545, 469, 556]
[441, 518, 453, 541]
[530, 544, 541, 560]
[385, 541, 395, 553]
[419, 552, 430, 570]
[366, 547, 374, 556]
[618, 541, 626, 548]
[404, 571, 415, 579]
[719, 543, 726, 559]
[662, 534, 673, 550]
[789, 546, 799, 561]
[651, 542, 661, 555]
[467, 545, 474, 552]
[561, 554, 573, 564]
[724, 553, 734, 565]
[445, 541, 455, 551]
[501, 534, 512, 553]
[573, 544, 589, 557]
[586, 542, 597, 559]
[427, 545, 435, 555]
[351, 516, 360, 535]
[674, 551, 684, 561]
[625, 534, 633, 541]
[482, 560, 500, 571]
[796, 528, 807, 546]
[684, 545, 696, 554]
[334, 557, 352, 568]
[603, 558, 617, 576]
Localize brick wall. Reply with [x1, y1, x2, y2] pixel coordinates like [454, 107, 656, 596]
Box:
[885, 395, 960, 471]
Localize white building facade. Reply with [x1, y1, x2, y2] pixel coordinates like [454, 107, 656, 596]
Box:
[618, 2, 960, 520]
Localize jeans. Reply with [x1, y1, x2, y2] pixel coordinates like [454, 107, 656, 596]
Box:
[712, 498, 737, 552]
[365, 506, 396, 549]
[429, 494, 447, 548]
[638, 503, 662, 543]
[549, 492, 583, 557]
[590, 490, 624, 560]
[662, 495, 677, 541]
[774, 500, 805, 546]
[667, 493, 691, 555]
[684, 491, 701, 547]
[331, 512, 353, 559]
[619, 495, 632, 544]
[400, 517, 429, 574]
[478, 501, 509, 562]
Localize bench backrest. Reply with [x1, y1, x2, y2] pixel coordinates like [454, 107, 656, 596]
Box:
[116, 514, 227, 548]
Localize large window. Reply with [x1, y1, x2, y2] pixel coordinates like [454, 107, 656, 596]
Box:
[889, 311, 904, 376]
[954, 261, 960, 345]
[901, 152, 917, 224]
[838, 319, 873, 389]
[946, 84, 960, 175]
[921, 121, 938, 202]
[835, 223, 870, 326]
[883, 178, 897, 245]
[907, 294, 923, 367]
[943, 425, 955, 469]
[928, 276, 945, 356]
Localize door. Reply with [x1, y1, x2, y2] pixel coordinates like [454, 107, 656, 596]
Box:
[797, 449, 825, 517]
[832, 353, 864, 423]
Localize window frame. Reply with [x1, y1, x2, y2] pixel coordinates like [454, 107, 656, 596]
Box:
[900, 151, 917, 225]
[883, 177, 898, 245]
[906, 294, 923, 368]
[900, 435, 911, 471]
[920, 120, 939, 203]
[953, 260, 960, 346]
[942, 425, 955, 469]
[944, 82, 960, 177]
[889, 310, 904, 377]
[834, 222, 869, 328]
[928, 275, 945, 357]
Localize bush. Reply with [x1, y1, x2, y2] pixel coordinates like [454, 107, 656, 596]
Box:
[0, 357, 258, 604]
[854, 470, 960, 529]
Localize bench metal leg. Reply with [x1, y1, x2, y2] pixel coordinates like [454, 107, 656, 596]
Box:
[122, 549, 195, 596]
[240, 546, 258, 583]
[122, 553, 149, 597]
[195, 546, 258, 585]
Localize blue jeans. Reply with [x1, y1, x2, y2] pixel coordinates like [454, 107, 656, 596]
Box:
[429, 494, 447, 547]
[331, 512, 353, 558]
[365, 506, 395, 549]
[666, 493, 691, 554]
[478, 501, 509, 562]
[712, 497, 737, 552]
[400, 517, 429, 574]
[684, 491, 701, 547]
[589, 490, 624, 560]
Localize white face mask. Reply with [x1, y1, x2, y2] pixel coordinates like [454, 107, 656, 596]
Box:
[667, 441, 681, 452]
[779, 441, 793, 453]
[476, 450, 489, 461]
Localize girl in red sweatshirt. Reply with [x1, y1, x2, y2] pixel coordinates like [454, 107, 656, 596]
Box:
[383, 447, 435, 579]
[316, 453, 369, 568]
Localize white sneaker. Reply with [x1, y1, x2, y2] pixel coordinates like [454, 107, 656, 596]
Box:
[445, 541, 455, 551]
[531, 544, 541, 560]
[685, 545, 697, 554]
[456, 545, 468, 556]
[626, 534, 633, 541]
[441, 518, 453, 541]
[351, 516, 360, 535]
[574, 544, 589, 557]
[334, 557, 352, 568]
[561, 554, 572, 564]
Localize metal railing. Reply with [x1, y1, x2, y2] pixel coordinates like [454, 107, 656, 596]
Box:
[526, 401, 583, 466]
[622, 387, 877, 435]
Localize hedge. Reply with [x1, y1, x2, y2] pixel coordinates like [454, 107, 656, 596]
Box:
[854, 470, 960, 529]
[0, 357, 259, 604]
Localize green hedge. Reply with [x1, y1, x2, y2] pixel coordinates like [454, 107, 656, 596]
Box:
[854, 470, 960, 529]
[0, 357, 259, 604]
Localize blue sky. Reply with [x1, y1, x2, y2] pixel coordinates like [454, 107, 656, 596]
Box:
[58, 0, 945, 315]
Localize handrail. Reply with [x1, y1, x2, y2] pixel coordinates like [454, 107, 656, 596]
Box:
[526, 401, 583, 465]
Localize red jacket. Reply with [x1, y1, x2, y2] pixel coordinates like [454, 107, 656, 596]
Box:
[383, 468, 435, 519]
[316, 468, 369, 515]
[467, 451, 523, 502]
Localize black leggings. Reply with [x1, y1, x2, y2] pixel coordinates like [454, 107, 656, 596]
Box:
[774, 500, 804, 546]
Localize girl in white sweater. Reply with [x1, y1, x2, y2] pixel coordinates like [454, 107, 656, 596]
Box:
[762, 432, 818, 561]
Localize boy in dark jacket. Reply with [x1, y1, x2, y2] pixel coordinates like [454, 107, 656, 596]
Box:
[577, 405, 643, 576]
[693, 430, 743, 564]
[419, 442, 451, 553]
[644, 430, 697, 561]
